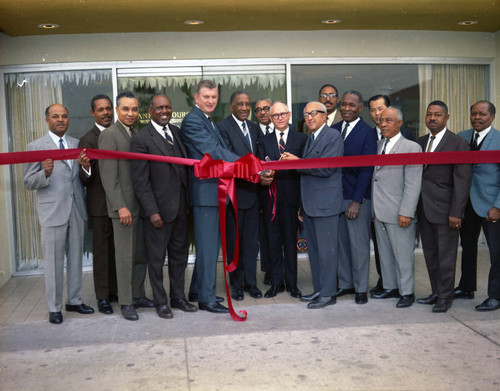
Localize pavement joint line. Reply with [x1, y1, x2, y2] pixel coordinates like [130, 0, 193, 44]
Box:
[183, 334, 192, 391]
[450, 313, 500, 347]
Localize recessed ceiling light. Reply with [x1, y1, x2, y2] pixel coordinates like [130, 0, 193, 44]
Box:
[322, 19, 342, 24]
[184, 20, 204, 25]
[458, 20, 478, 26]
[38, 23, 59, 29]
[344, 75, 353, 79]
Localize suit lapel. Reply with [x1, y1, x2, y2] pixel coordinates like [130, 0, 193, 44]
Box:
[115, 121, 132, 142]
[148, 124, 170, 156]
[433, 129, 450, 153]
[231, 117, 253, 154]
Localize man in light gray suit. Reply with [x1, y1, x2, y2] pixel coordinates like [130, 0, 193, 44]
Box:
[24, 104, 94, 324]
[371, 107, 422, 308]
[282, 101, 344, 309]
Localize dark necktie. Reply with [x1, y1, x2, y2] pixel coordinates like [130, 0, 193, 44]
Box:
[472, 132, 480, 150]
[381, 138, 390, 155]
[279, 132, 286, 152]
[162, 125, 174, 145]
[341, 122, 349, 140]
[242, 122, 252, 151]
[59, 138, 64, 149]
[265, 125, 270, 135]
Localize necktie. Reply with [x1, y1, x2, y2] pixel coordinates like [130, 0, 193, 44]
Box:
[208, 116, 216, 129]
[265, 125, 270, 135]
[162, 125, 174, 145]
[472, 132, 480, 150]
[426, 135, 436, 153]
[279, 132, 286, 152]
[242, 122, 252, 151]
[341, 122, 349, 140]
[59, 138, 65, 149]
[381, 138, 390, 155]
[380, 134, 385, 141]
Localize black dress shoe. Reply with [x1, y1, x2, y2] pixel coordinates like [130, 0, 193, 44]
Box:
[97, 299, 113, 315]
[171, 298, 198, 312]
[369, 279, 384, 294]
[432, 298, 452, 313]
[371, 289, 400, 299]
[417, 294, 438, 305]
[244, 285, 263, 299]
[335, 287, 355, 297]
[453, 287, 474, 300]
[264, 285, 285, 298]
[263, 272, 272, 286]
[300, 291, 320, 302]
[355, 292, 368, 304]
[475, 297, 500, 311]
[188, 292, 224, 303]
[307, 296, 337, 309]
[121, 305, 139, 321]
[109, 293, 119, 303]
[288, 286, 302, 298]
[65, 303, 95, 314]
[231, 288, 244, 301]
[199, 302, 229, 313]
[133, 297, 155, 308]
[396, 294, 415, 308]
[49, 311, 63, 324]
[156, 304, 173, 319]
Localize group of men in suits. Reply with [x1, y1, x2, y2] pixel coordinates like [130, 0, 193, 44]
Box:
[25, 79, 499, 323]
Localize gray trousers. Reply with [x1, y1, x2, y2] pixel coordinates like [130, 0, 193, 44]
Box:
[374, 218, 416, 295]
[41, 204, 84, 312]
[338, 200, 371, 293]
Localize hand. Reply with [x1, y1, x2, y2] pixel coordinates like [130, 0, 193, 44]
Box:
[398, 215, 412, 228]
[118, 207, 132, 226]
[149, 213, 163, 229]
[297, 209, 303, 223]
[449, 216, 462, 230]
[486, 207, 500, 223]
[260, 170, 275, 186]
[42, 159, 54, 178]
[77, 149, 91, 170]
[281, 152, 299, 160]
[346, 201, 361, 220]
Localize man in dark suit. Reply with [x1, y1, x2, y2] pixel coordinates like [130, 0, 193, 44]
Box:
[298, 84, 342, 136]
[416, 100, 472, 313]
[333, 91, 377, 304]
[99, 92, 153, 321]
[179, 80, 240, 313]
[258, 101, 307, 298]
[455, 101, 500, 311]
[130, 94, 197, 319]
[218, 91, 262, 301]
[367, 94, 416, 295]
[24, 104, 94, 324]
[282, 101, 344, 308]
[79, 94, 117, 315]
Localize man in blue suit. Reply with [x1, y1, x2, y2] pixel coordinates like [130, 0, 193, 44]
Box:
[456, 101, 500, 311]
[282, 101, 344, 308]
[333, 91, 377, 304]
[179, 80, 240, 313]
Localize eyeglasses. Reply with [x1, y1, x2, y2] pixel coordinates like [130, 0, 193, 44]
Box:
[303, 110, 326, 118]
[270, 112, 289, 119]
[319, 93, 337, 99]
[255, 106, 270, 113]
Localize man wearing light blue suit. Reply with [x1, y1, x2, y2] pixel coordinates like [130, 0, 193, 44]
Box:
[180, 80, 240, 313]
[456, 101, 500, 311]
[283, 101, 344, 309]
[24, 104, 94, 324]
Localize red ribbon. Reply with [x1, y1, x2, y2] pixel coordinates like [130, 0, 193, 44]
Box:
[195, 153, 262, 322]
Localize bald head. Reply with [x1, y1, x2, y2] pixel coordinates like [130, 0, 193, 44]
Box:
[303, 101, 327, 132]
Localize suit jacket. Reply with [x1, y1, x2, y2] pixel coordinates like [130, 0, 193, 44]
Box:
[217, 116, 259, 209]
[333, 117, 377, 202]
[179, 106, 239, 207]
[417, 129, 472, 224]
[130, 122, 189, 223]
[98, 121, 140, 218]
[258, 126, 307, 208]
[299, 126, 344, 217]
[24, 133, 87, 227]
[79, 125, 108, 217]
[372, 135, 422, 223]
[458, 127, 500, 217]
[373, 126, 415, 142]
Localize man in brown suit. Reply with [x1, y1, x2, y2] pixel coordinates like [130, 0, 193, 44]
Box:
[79, 95, 118, 315]
[416, 100, 472, 313]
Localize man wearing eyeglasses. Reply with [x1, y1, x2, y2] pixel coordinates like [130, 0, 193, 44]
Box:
[254, 99, 274, 137]
[299, 84, 342, 136]
[281, 101, 344, 309]
[332, 90, 377, 305]
[258, 102, 307, 299]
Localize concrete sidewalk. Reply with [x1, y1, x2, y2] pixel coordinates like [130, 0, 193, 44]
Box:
[1, 249, 499, 390]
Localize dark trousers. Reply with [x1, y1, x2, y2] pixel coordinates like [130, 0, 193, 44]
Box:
[259, 207, 271, 273]
[370, 220, 383, 287]
[144, 188, 189, 304]
[90, 215, 117, 300]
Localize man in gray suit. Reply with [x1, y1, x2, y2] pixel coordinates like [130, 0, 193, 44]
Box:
[371, 107, 422, 308]
[282, 101, 344, 309]
[24, 104, 94, 324]
[99, 92, 152, 321]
